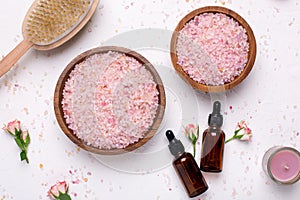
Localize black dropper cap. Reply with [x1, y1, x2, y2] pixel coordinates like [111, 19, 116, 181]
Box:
[166, 130, 185, 158]
[208, 101, 223, 127]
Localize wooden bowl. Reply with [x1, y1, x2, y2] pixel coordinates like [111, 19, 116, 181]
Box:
[170, 6, 257, 93]
[54, 46, 166, 155]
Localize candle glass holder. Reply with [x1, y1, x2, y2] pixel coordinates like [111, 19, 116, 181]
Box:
[262, 146, 300, 185]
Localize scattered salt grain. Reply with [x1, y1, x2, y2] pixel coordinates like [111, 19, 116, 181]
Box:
[176, 13, 249, 86]
[62, 52, 159, 149]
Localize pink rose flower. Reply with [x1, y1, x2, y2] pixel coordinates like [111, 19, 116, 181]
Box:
[2, 119, 30, 163]
[236, 120, 252, 141]
[225, 120, 253, 143]
[185, 124, 199, 157]
[185, 124, 199, 141]
[48, 181, 71, 200]
[21, 130, 29, 142]
[2, 119, 20, 135]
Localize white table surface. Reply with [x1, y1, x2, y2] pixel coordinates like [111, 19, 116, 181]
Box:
[1, 0, 300, 199]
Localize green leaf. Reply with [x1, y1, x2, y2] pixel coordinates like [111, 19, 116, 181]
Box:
[234, 127, 244, 135]
[20, 151, 26, 161]
[15, 138, 24, 150]
[20, 150, 29, 163]
[25, 134, 31, 146]
[59, 193, 72, 200]
[236, 134, 244, 139]
[14, 128, 21, 137]
[196, 125, 200, 137]
[191, 134, 197, 142]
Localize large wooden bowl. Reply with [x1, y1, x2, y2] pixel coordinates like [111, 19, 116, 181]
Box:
[170, 6, 257, 93]
[54, 46, 166, 155]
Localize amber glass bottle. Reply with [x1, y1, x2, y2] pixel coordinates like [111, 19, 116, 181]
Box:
[200, 101, 225, 173]
[166, 130, 208, 197]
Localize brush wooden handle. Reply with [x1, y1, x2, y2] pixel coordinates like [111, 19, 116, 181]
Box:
[0, 39, 33, 78]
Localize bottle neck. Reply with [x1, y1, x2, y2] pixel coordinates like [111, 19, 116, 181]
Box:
[174, 151, 185, 159]
[208, 125, 222, 133]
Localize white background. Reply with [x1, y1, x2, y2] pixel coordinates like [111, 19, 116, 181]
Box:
[0, 0, 300, 199]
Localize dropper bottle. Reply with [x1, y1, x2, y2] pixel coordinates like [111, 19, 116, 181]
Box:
[200, 101, 225, 172]
[166, 130, 208, 197]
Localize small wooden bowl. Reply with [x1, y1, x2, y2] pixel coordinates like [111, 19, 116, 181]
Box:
[170, 6, 257, 93]
[54, 46, 166, 155]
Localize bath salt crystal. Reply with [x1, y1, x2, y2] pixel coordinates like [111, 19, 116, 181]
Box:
[176, 12, 249, 86]
[62, 52, 159, 149]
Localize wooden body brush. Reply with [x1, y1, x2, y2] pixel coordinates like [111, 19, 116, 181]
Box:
[0, 0, 99, 78]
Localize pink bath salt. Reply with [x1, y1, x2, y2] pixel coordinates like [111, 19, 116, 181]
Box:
[62, 51, 159, 150]
[176, 12, 249, 86]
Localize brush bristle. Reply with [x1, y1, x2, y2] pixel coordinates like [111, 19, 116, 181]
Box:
[25, 0, 92, 46]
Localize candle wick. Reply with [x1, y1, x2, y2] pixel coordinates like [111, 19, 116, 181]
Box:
[284, 165, 290, 170]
